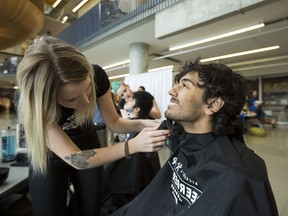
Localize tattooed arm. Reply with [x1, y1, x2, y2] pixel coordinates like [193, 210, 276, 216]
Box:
[64, 150, 96, 169]
[47, 123, 169, 169]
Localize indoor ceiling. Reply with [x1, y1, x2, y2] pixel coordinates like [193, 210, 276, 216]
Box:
[0, 0, 44, 50]
[43, 0, 81, 25]
[81, 0, 288, 80]
[1, 0, 288, 89]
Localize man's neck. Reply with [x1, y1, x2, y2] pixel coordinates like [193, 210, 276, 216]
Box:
[180, 120, 212, 134]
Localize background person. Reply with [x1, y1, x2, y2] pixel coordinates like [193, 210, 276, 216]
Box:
[16, 36, 169, 216]
[114, 82, 161, 119]
[248, 89, 258, 113]
[122, 91, 153, 119]
[112, 59, 278, 216]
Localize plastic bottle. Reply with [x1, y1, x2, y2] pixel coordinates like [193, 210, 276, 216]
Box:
[1, 126, 17, 162]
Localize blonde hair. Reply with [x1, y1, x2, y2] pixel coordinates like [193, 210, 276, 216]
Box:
[16, 36, 96, 174]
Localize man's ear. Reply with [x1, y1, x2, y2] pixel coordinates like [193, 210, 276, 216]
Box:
[205, 97, 224, 115]
[134, 107, 141, 114]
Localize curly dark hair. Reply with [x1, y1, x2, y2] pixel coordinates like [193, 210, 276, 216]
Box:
[175, 59, 247, 135]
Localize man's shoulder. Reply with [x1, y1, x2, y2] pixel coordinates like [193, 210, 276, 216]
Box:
[220, 135, 268, 180]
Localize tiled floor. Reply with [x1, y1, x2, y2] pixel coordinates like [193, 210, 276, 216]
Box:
[1, 111, 287, 215]
[244, 126, 288, 216]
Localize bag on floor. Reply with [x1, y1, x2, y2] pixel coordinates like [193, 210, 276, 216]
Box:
[249, 125, 267, 137]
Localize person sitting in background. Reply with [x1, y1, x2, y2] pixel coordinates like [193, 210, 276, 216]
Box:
[254, 100, 265, 121]
[245, 96, 263, 122]
[113, 82, 161, 119]
[123, 90, 153, 120]
[111, 81, 125, 112]
[248, 89, 258, 113]
[101, 91, 161, 215]
[112, 59, 278, 216]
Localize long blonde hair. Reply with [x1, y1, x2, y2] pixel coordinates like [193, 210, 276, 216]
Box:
[16, 36, 96, 174]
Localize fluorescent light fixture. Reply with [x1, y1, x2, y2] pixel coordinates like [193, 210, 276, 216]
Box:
[52, 0, 62, 8]
[234, 62, 288, 72]
[103, 60, 130, 70]
[169, 23, 265, 51]
[148, 65, 174, 72]
[200, 45, 280, 63]
[108, 74, 130, 80]
[72, 0, 88, 13]
[61, 16, 68, 24]
[227, 55, 288, 67]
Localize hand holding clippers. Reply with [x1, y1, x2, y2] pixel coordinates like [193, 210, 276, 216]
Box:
[146, 119, 173, 159]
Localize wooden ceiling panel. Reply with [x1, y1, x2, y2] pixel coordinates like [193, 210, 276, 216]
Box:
[0, 0, 44, 50]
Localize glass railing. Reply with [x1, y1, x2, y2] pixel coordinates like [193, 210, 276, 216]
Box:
[58, 0, 183, 49]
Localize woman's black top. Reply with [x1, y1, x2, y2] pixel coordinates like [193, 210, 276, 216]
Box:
[50, 65, 110, 165]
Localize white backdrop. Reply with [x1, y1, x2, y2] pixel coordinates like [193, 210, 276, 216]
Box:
[124, 68, 173, 120]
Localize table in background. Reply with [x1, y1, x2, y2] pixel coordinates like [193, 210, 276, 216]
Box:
[0, 162, 29, 199]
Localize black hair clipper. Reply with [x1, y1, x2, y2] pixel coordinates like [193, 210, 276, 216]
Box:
[146, 119, 173, 159]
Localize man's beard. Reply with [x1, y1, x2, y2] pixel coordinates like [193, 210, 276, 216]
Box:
[164, 101, 203, 124]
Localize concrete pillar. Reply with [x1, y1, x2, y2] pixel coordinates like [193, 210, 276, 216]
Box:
[129, 42, 149, 75]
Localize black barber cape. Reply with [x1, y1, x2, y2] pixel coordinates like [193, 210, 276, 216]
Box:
[112, 132, 278, 216]
[101, 118, 161, 215]
[101, 151, 161, 215]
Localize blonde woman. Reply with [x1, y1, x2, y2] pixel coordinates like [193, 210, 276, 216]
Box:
[16, 36, 169, 216]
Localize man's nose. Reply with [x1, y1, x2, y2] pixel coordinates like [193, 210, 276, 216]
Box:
[169, 85, 178, 96]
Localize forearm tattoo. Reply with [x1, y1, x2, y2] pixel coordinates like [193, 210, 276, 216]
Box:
[64, 150, 97, 168]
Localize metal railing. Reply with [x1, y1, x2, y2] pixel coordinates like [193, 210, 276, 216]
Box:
[58, 0, 184, 50]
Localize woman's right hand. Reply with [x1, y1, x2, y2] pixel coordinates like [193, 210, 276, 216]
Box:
[128, 127, 170, 154]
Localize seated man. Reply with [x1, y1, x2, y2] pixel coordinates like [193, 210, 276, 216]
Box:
[124, 90, 154, 120]
[101, 91, 161, 215]
[115, 82, 161, 119]
[112, 59, 278, 216]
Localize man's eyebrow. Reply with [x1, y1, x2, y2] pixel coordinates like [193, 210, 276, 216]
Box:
[181, 77, 197, 86]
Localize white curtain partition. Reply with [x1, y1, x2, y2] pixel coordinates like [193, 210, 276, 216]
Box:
[124, 68, 173, 120]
